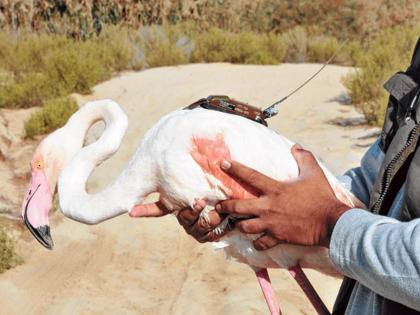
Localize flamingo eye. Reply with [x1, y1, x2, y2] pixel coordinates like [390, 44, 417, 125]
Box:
[35, 160, 43, 170]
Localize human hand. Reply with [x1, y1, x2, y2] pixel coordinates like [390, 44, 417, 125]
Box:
[215, 145, 350, 250]
[176, 200, 228, 242]
[129, 199, 227, 242]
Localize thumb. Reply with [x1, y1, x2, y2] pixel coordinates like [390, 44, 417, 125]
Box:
[291, 144, 318, 176]
[129, 201, 169, 218]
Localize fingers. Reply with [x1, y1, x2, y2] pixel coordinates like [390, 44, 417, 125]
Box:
[215, 198, 266, 216]
[291, 145, 320, 176]
[177, 199, 207, 226]
[129, 201, 169, 217]
[221, 160, 280, 193]
[191, 212, 225, 242]
[194, 199, 207, 211]
[253, 234, 282, 251]
[236, 218, 266, 234]
[179, 210, 225, 243]
[177, 208, 200, 227]
[177, 199, 226, 243]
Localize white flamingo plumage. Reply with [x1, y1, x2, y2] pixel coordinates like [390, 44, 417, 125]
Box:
[22, 99, 363, 315]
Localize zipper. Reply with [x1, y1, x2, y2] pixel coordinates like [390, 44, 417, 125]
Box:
[373, 90, 420, 214]
[372, 123, 420, 214]
[405, 90, 420, 122]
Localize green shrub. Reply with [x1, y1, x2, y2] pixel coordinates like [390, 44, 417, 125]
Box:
[191, 28, 233, 63]
[227, 32, 278, 65]
[282, 26, 308, 62]
[0, 73, 52, 108]
[0, 226, 22, 273]
[0, 28, 136, 109]
[0, 33, 67, 76]
[0, 33, 68, 108]
[146, 41, 186, 68]
[341, 41, 364, 66]
[25, 97, 78, 139]
[192, 29, 284, 65]
[45, 43, 108, 95]
[264, 33, 288, 63]
[306, 36, 358, 66]
[343, 26, 420, 125]
[96, 27, 139, 72]
[307, 36, 340, 63]
[0, 25, 355, 136]
[135, 26, 186, 67]
[3, 20, 410, 132]
[0, 28, 137, 135]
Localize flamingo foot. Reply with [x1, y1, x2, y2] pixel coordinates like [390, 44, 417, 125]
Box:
[255, 268, 281, 315]
[288, 265, 330, 315]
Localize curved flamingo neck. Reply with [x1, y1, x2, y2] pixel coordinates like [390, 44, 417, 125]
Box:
[57, 100, 154, 224]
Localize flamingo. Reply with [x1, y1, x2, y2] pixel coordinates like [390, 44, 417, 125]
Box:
[21, 99, 363, 315]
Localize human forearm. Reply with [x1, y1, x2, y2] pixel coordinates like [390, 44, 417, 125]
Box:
[330, 209, 420, 311]
[337, 139, 384, 206]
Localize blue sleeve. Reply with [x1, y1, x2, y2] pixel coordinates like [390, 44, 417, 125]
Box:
[330, 209, 420, 311]
[337, 139, 384, 206]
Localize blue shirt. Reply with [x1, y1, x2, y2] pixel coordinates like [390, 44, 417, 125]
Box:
[330, 139, 420, 313]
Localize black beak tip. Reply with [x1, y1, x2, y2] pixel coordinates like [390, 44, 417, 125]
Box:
[42, 232, 54, 250]
[23, 217, 54, 250]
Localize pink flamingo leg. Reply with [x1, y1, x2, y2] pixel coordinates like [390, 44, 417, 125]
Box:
[288, 265, 330, 315]
[255, 268, 281, 315]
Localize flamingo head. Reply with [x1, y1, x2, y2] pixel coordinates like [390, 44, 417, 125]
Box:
[21, 129, 73, 250]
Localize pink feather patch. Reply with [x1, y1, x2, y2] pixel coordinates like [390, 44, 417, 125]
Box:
[191, 133, 258, 199]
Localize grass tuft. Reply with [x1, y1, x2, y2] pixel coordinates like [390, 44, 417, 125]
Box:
[25, 97, 78, 139]
[191, 29, 286, 64]
[0, 226, 22, 273]
[139, 27, 187, 67]
[282, 26, 308, 62]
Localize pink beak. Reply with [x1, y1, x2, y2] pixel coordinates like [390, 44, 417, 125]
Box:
[21, 169, 54, 249]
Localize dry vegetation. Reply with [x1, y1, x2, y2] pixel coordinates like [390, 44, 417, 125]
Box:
[343, 26, 420, 125]
[24, 96, 79, 138]
[0, 23, 360, 140]
[1, 0, 418, 40]
[0, 0, 418, 132]
[0, 226, 22, 273]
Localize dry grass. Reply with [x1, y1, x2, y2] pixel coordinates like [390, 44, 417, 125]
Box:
[24, 97, 79, 139]
[343, 26, 420, 125]
[1, 0, 418, 41]
[0, 226, 22, 273]
[0, 1, 418, 135]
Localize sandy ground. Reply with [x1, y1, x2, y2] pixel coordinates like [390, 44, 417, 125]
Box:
[0, 63, 378, 315]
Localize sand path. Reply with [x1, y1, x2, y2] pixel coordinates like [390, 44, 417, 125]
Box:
[0, 63, 378, 315]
